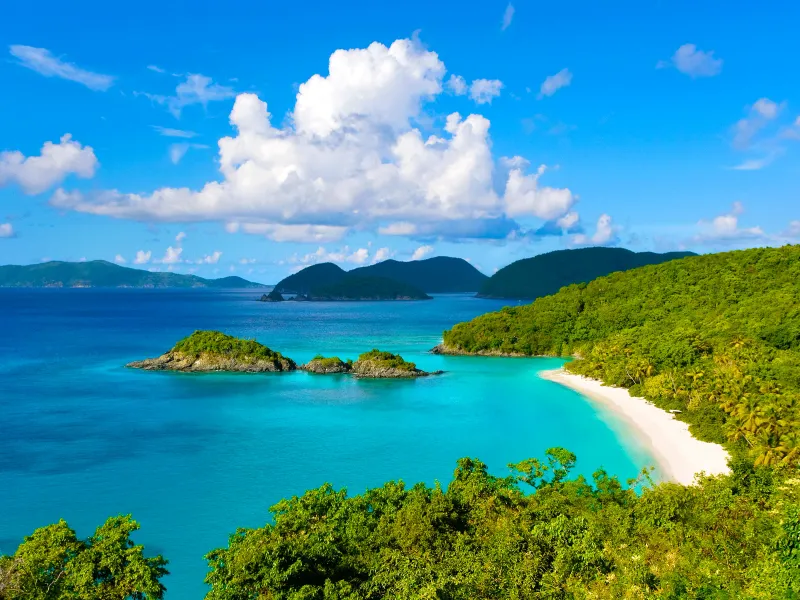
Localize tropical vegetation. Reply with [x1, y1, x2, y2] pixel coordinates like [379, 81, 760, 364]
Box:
[172, 330, 294, 366]
[444, 245, 800, 467]
[476, 247, 694, 299]
[355, 349, 417, 371]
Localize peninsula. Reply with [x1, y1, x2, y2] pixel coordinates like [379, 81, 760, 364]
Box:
[127, 330, 296, 372]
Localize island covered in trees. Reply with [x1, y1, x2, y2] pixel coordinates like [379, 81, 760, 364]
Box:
[128, 331, 440, 378]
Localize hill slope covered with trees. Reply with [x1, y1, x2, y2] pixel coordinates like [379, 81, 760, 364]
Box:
[477, 247, 695, 299]
[445, 245, 800, 466]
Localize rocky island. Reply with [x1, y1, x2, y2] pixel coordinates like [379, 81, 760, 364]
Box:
[127, 330, 296, 372]
[302, 350, 442, 377]
[259, 289, 285, 302]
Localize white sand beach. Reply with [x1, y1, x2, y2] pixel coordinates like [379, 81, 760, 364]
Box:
[540, 368, 731, 485]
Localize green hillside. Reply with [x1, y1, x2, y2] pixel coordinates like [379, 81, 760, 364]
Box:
[274, 263, 346, 294]
[307, 275, 430, 300]
[0, 261, 265, 288]
[477, 247, 696, 299]
[349, 256, 487, 292]
[444, 245, 800, 466]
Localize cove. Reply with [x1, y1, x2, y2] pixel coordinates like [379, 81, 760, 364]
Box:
[0, 289, 656, 598]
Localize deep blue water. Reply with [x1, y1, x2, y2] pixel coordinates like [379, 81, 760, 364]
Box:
[0, 289, 654, 598]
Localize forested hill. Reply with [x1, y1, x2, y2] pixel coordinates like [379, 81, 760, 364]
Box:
[477, 247, 695, 299]
[444, 245, 800, 467]
[0, 261, 265, 288]
[274, 257, 486, 294]
[349, 256, 487, 292]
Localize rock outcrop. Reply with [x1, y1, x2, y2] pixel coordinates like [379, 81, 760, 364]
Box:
[301, 357, 353, 374]
[127, 351, 296, 372]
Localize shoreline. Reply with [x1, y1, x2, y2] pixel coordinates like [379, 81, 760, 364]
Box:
[539, 368, 730, 485]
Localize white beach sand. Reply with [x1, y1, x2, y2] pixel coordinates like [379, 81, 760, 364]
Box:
[540, 368, 731, 485]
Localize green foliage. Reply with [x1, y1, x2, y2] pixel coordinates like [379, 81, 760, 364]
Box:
[445, 245, 800, 466]
[310, 355, 351, 368]
[203, 450, 800, 599]
[0, 515, 167, 599]
[356, 349, 416, 371]
[309, 276, 431, 300]
[0, 260, 263, 288]
[172, 330, 294, 367]
[477, 247, 695, 299]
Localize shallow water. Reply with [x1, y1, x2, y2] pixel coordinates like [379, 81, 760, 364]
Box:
[0, 289, 654, 598]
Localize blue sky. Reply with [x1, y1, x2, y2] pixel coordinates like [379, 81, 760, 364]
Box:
[2, 0, 799, 283]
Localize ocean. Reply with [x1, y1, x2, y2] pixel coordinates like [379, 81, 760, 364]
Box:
[0, 289, 655, 598]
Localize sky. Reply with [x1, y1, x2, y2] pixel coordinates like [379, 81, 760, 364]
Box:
[1, 0, 799, 283]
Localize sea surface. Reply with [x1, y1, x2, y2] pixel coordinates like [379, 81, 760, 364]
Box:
[0, 289, 655, 598]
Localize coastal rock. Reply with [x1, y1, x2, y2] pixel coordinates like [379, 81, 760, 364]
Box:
[259, 290, 285, 302]
[127, 351, 296, 372]
[300, 357, 353, 374]
[351, 359, 442, 379]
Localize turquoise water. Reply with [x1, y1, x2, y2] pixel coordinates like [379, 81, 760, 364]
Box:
[0, 289, 654, 598]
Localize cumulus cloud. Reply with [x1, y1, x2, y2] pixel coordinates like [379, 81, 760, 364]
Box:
[9, 45, 114, 91]
[0, 135, 97, 195]
[175, 231, 186, 243]
[114, 254, 126, 264]
[411, 245, 434, 260]
[290, 246, 371, 266]
[693, 202, 764, 244]
[198, 251, 222, 264]
[538, 69, 572, 99]
[501, 3, 515, 30]
[733, 98, 783, 150]
[469, 79, 503, 104]
[0, 223, 15, 238]
[658, 44, 722, 78]
[50, 37, 577, 241]
[133, 250, 152, 264]
[446, 74, 468, 96]
[137, 74, 235, 118]
[572, 214, 618, 246]
[160, 246, 183, 264]
[372, 247, 393, 263]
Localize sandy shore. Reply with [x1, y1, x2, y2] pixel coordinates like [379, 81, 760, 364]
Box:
[540, 368, 730, 485]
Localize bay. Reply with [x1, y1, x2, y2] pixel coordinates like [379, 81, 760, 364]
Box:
[0, 289, 654, 598]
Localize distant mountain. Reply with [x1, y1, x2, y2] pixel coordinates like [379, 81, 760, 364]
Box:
[477, 247, 697, 299]
[304, 275, 430, 301]
[0, 261, 266, 288]
[274, 257, 486, 295]
[274, 263, 347, 294]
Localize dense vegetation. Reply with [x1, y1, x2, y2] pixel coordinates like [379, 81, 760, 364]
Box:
[3, 452, 798, 598]
[172, 330, 294, 366]
[0, 515, 167, 599]
[310, 354, 352, 369]
[356, 349, 417, 371]
[274, 257, 486, 295]
[349, 257, 487, 293]
[445, 245, 800, 466]
[308, 276, 430, 301]
[0, 260, 264, 288]
[476, 247, 695, 299]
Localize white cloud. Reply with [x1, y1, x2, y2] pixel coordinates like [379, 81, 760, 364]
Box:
[411, 244, 434, 260]
[503, 161, 576, 220]
[0, 135, 97, 195]
[290, 245, 371, 266]
[694, 202, 764, 244]
[147, 65, 166, 74]
[733, 98, 782, 150]
[114, 254, 126, 264]
[538, 69, 572, 99]
[556, 211, 579, 229]
[160, 246, 183, 264]
[731, 155, 776, 171]
[198, 251, 222, 264]
[134, 250, 152, 264]
[446, 74, 467, 96]
[372, 247, 393, 263]
[0, 223, 15, 238]
[783, 221, 800, 238]
[469, 79, 503, 104]
[169, 143, 209, 164]
[9, 45, 114, 91]
[152, 126, 198, 138]
[50, 37, 576, 241]
[379, 222, 418, 236]
[175, 231, 186, 243]
[572, 214, 618, 246]
[137, 74, 235, 118]
[239, 257, 256, 265]
[501, 3, 515, 30]
[659, 44, 723, 78]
